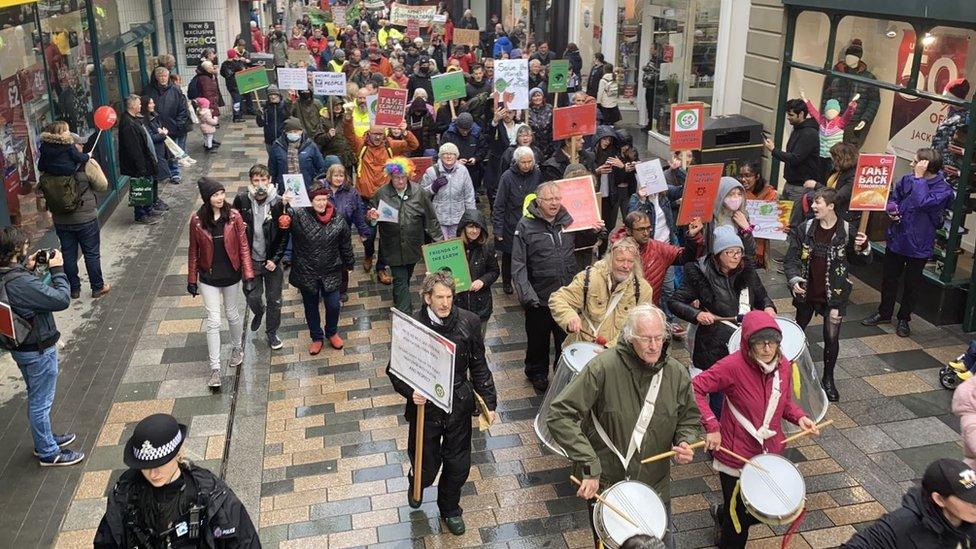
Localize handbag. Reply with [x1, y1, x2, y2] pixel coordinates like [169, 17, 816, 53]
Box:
[85, 158, 109, 192]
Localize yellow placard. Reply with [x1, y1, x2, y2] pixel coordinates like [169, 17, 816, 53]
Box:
[0, 0, 37, 6]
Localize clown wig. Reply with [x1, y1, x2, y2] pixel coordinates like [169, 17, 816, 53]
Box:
[383, 157, 414, 179]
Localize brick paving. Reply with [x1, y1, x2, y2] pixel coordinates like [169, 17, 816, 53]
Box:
[42, 121, 967, 548]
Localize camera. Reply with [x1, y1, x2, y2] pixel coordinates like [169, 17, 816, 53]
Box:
[34, 249, 56, 265]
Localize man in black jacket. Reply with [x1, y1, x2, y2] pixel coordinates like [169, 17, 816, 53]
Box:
[842, 458, 976, 548]
[118, 94, 161, 225]
[764, 98, 821, 201]
[386, 272, 497, 537]
[144, 67, 190, 184]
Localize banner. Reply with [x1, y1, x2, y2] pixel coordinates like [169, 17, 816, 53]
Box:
[312, 71, 346, 95]
[548, 60, 569, 94]
[849, 154, 897, 211]
[556, 176, 601, 232]
[389, 2, 438, 25]
[493, 59, 529, 110]
[669, 102, 704, 151]
[552, 103, 597, 140]
[635, 159, 668, 195]
[389, 308, 457, 413]
[453, 28, 480, 48]
[431, 71, 467, 102]
[423, 239, 473, 292]
[375, 87, 408, 127]
[676, 164, 723, 224]
[182, 22, 216, 67]
[276, 67, 309, 90]
[235, 67, 269, 95]
[745, 200, 789, 241]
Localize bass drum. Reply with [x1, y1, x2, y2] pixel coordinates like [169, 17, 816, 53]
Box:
[534, 342, 603, 456]
[727, 316, 828, 434]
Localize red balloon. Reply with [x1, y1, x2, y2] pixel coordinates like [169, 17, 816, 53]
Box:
[94, 106, 117, 131]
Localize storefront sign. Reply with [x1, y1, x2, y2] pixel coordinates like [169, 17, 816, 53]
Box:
[423, 239, 473, 292]
[548, 60, 569, 93]
[389, 3, 437, 26]
[552, 103, 597, 140]
[390, 308, 456, 414]
[312, 71, 346, 96]
[745, 200, 789, 241]
[676, 164, 723, 224]
[375, 87, 408, 128]
[182, 22, 216, 67]
[493, 59, 529, 110]
[669, 102, 704, 151]
[849, 154, 896, 211]
[235, 67, 270, 95]
[431, 71, 466, 102]
[453, 28, 480, 48]
[556, 176, 601, 232]
[276, 67, 309, 91]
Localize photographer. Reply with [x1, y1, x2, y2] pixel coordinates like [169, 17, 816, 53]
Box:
[0, 227, 83, 466]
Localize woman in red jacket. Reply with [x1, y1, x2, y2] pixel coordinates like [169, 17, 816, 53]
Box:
[188, 178, 255, 390]
[692, 311, 819, 548]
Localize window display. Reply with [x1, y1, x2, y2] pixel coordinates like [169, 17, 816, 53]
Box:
[615, 2, 641, 108]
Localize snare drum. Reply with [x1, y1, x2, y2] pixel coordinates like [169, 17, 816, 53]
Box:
[593, 480, 668, 549]
[739, 453, 806, 526]
[534, 342, 602, 456]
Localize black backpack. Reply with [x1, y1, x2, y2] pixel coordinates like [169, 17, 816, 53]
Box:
[187, 75, 201, 101]
[0, 270, 34, 350]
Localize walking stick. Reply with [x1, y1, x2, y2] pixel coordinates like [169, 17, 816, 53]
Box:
[412, 403, 425, 503]
[569, 476, 640, 529]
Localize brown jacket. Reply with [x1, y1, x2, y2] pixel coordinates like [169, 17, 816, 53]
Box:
[187, 209, 255, 284]
[343, 117, 418, 199]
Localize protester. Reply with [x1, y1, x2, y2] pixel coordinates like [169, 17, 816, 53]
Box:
[527, 88, 554, 156]
[268, 27, 288, 67]
[256, 85, 286, 159]
[764, 98, 820, 200]
[452, 209, 499, 336]
[953, 377, 976, 468]
[542, 135, 596, 181]
[441, 112, 485, 193]
[194, 60, 224, 118]
[587, 52, 607, 98]
[703, 177, 757, 266]
[421, 143, 477, 239]
[220, 48, 249, 123]
[493, 146, 543, 294]
[407, 54, 435, 102]
[736, 160, 778, 268]
[286, 88, 329, 147]
[317, 165, 371, 303]
[500, 123, 543, 174]
[593, 125, 629, 247]
[268, 117, 328, 194]
[118, 94, 162, 225]
[406, 97, 438, 156]
[145, 66, 190, 184]
[823, 142, 860, 225]
[932, 78, 972, 174]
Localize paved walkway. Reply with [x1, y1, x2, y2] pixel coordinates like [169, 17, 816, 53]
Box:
[14, 120, 965, 549]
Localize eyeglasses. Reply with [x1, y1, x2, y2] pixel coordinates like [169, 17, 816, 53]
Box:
[631, 226, 652, 233]
[631, 334, 666, 344]
[722, 249, 744, 258]
[751, 340, 778, 349]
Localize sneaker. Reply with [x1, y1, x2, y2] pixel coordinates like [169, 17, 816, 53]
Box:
[135, 214, 162, 225]
[250, 309, 264, 332]
[230, 347, 244, 367]
[669, 323, 686, 338]
[92, 283, 111, 299]
[308, 340, 324, 355]
[329, 334, 344, 350]
[153, 200, 171, 212]
[171, 175, 183, 184]
[860, 313, 891, 327]
[33, 433, 77, 456]
[444, 516, 466, 536]
[208, 369, 222, 390]
[38, 448, 85, 467]
[529, 375, 549, 393]
[377, 269, 393, 285]
[70, 289, 80, 300]
[950, 360, 967, 372]
[340, 293, 349, 303]
[267, 333, 283, 350]
[896, 319, 911, 338]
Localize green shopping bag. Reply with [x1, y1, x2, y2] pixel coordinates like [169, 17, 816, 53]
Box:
[128, 177, 154, 206]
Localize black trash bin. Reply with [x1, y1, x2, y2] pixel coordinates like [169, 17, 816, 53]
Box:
[695, 115, 764, 177]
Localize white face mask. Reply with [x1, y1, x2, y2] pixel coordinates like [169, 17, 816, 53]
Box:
[286, 132, 302, 142]
[724, 196, 743, 211]
[844, 54, 860, 68]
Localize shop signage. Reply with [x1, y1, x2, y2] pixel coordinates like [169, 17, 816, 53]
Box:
[552, 103, 597, 140]
[676, 164, 723, 224]
[548, 60, 569, 93]
[375, 87, 408, 128]
[556, 176, 601, 232]
[849, 154, 896, 211]
[669, 102, 704, 151]
[182, 22, 216, 67]
[389, 308, 456, 414]
[423, 239, 473, 292]
[235, 67, 270, 95]
[431, 71, 466, 102]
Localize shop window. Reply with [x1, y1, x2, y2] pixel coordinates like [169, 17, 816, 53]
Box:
[791, 11, 829, 67]
[832, 16, 912, 86]
[615, 0, 643, 109]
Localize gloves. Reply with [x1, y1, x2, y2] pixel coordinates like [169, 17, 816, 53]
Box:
[243, 279, 256, 295]
[431, 175, 449, 194]
[187, 283, 198, 297]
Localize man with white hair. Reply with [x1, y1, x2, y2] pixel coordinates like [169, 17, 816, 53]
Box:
[492, 146, 542, 294]
[547, 304, 703, 549]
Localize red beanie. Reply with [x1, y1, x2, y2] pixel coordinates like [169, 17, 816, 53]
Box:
[308, 184, 331, 200]
[946, 78, 971, 101]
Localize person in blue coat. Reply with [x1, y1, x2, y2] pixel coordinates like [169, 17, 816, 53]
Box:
[492, 34, 513, 58]
[268, 117, 329, 194]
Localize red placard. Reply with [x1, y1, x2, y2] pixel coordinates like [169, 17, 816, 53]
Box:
[0, 301, 14, 341]
[552, 103, 598, 141]
[849, 154, 897, 211]
[409, 156, 434, 183]
[669, 102, 704, 151]
[555, 175, 600, 232]
[406, 18, 420, 40]
[375, 87, 408, 128]
[676, 164, 723, 225]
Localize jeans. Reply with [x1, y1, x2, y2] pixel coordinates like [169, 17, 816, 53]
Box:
[524, 305, 566, 380]
[230, 91, 242, 118]
[169, 135, 187, 181]
[134, 177, 160, 220]
[781, 183, 806, 202]
[200, 281, 244, 370]
[878, 250, 928, 321]
[299, 280, 342, 341]
[55, 219, 104, 293]
[12, 346, 60, 458]
[247, 260, 284, 335]
[661, 265, 676, 322]
[390, 264, 416, 315]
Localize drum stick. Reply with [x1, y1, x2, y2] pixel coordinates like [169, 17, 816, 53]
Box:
[569, 475, 640, 529]
[640, 440, 707, 463]
[715, 446, 768, 472]
[783, 419, 834, 445]
[577, 328, 608, 347]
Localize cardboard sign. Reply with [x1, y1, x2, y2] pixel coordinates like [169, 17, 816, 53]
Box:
[235, 67, 269, 95]
[669, 102, 704, 151]
[282, 173, 311, 208]
[389, 308, 456, 413]
[423, 238, 474, 292]
[635, 159, 668, 195]
[493, 59, 529, 110]
[276, 67, 309, 90]
[453, 28, 481, 47]
[745, 200, 789, 241]
[409, 156, 434, 183]
[375, 87, 408, 128]
[287, 48, 310, 65]
[552, 103, 598, 140]
[548, 59, 569, 93]
[405, 18, 420, 40]
[431, 71, 467, 102]
[556, 176, 601, 232]
[312, 71, 346, 96]
[676, 163, 723, 225]
[849, 153, 897, 211]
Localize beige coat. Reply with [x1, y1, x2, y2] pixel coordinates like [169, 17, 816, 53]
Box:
[549, 258, 652, 347]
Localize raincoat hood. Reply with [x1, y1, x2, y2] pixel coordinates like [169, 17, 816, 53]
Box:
[456, 208, 488, 237]
[738, 310, 781, 367]
[713, 176, 747, 221]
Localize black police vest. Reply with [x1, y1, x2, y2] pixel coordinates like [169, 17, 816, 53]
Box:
[123, 470, 209, 549]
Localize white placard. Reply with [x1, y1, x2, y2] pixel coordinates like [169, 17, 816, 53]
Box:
[389, 308, 456, 413]
[745, 199, 788, 241]
[492, 59, 529, 110]
[431, 13, 448, 23]
[377, 199, 399, 223]
[282, 173, 311, 208]
[635, 159, 668, 195]
[276, 67, 309, 91]
[365, 94, 378, 123]
[312, 71, 346, 96]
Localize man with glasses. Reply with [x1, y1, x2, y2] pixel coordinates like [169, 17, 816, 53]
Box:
[547, 304, 702, 549]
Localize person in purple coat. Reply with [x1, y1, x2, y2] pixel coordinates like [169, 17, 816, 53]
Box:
[862, 147, 953, 337]
[319, 164, 371, 302]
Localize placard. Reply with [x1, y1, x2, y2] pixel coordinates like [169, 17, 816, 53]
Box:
[377, 199, 399, 223]
[555, 176, 600, 232]
[745, 199, 789, 241]
[276, 67, 309, 90]
[287, 48, 309, 65]
[390, 308, 456, 414]
[235, 67, 270, 95]
[669, 102, 704, 151]
[389, 2, 438, 25]
[552, 103, 597, 140]
[405, 18, 420, 40]
[453, 28, 481, 47]
[635, 158, 668, 195]
[375, 87, 408, 127]
[676, 163, 723, 225]
[431, 71, 467, 102]
[0, 301, 16, 341]
[492, 59, 529, 110]
[548, 59, 569, 93]
[332, 6, 347, 26]
[312, 71, 346, 96]
[366, 94, 378, 123]
[423, 238, 473, 292]
[182, 22, 216, 67]
[849, 153, 897, 211]
[409, 156, 434, 184]
[282, 173, 311, 208]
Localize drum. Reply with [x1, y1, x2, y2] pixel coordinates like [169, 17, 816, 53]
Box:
[727, 316, 828, 433]
[534, 342, 603, 456]
[592, 480, 668, 548]
[738, 453, 806, 525]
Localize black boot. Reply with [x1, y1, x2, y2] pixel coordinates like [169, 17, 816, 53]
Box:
[821, 371, 839, 402]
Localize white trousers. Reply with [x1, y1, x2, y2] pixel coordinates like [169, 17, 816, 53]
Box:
[199, 281, 243, 370]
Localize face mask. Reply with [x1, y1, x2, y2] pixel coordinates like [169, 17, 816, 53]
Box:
[724, 196, 743, 211]
[844, 55, 860, 68]
[253, 186, 269, 199]
[286, 132, 302, 142]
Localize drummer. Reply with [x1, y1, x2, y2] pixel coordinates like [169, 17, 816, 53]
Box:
[549, 237, 653, 347]
[692, 310, 820, 549]
[547, 304, 702, 549]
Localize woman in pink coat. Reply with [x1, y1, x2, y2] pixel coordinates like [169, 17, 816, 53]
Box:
[952, 376, 976, 468]
[692, 310, 819, 548]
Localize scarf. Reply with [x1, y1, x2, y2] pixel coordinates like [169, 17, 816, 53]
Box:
[286, 140, 301, 174]
[314, 201, 335, 225]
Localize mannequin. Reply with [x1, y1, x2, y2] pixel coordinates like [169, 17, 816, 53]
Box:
[821, 39, 880, 149]
[932, 78, 972, 176]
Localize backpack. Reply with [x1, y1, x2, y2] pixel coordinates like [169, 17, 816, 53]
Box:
[466, 92, 492, 125]
[187, 75, 201, 100]
[0, 270, 34, 350]
[39, 173, 81, 215]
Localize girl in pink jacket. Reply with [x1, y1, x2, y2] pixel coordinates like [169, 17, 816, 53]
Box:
[692, 311, 819, 548]
[952, 376, 976, 468]
[194, 97, 219, 152]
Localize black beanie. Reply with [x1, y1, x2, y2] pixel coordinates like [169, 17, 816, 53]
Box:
[845, 39, 863, 59]
[198, 177, 225, 202]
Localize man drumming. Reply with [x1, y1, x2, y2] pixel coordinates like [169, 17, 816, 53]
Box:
[547, 305, 703, 548]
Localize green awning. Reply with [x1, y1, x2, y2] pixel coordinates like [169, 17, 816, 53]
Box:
[782, 0, 976, 26]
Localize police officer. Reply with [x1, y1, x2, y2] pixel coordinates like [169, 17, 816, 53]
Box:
[93, 414, 260, 548]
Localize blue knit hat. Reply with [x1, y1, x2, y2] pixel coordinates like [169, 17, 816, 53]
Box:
[712, 225, 744, 255]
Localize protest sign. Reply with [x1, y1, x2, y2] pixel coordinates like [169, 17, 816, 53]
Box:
[312, 71, 346, 96]
[453, 28, 480, 47]
[377, 199, 399, 223]
[389, 2, 438, 25]
[332, 6, 346, 26]
[423, 239, 473, 292]
[676, 164, 723, 224]
[365, 0, 386, 9]
[849, 153, 896, 211]
[552, 103, 597, 140]
[493, 59, 529, 110]
[276, 67, 309, 90]
[287, 48, 309, 65]
[282, 174, 311, 208]
[431, 71, 467, 102]
[0, 301, 18, 342]
[548, 59, 569, 93]
[669, 102, 705, 151]
[235, 67, 269, 95]
[375, 88, 408, 127]
[409, 156, 434, 183]
[556, 176, 601, 232]
[745, 200, 789, 241]
[405, 18, 420, 40]
[389, 308, 456, 414]
[635, 159, 668, 195]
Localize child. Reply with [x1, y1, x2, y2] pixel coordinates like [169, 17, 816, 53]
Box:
[195, 97, 219, 152]
[952, 376, 976, 468]
[38, 121, 89, 175]
[948, 341, 976, 380]
[803, 89, 858, 179]
[453, 208, 499, 337]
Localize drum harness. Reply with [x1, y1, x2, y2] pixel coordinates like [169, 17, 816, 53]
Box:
[581, 266, 640, 340]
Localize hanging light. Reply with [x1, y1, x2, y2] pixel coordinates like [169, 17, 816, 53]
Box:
[922, 33, 936, 46]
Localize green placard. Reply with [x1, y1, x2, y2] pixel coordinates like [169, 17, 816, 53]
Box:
[128, 177, 154, 206]
[235, 67, 270, 95]
[431, 71, 467, 103]
[422, 238, 473, 292]
[548, 60, 569, 93]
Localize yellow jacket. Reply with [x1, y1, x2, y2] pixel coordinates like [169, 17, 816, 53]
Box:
[378, 26, 404, 48]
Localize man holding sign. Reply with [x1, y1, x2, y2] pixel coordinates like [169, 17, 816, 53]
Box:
[386, 272, 497, 537]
